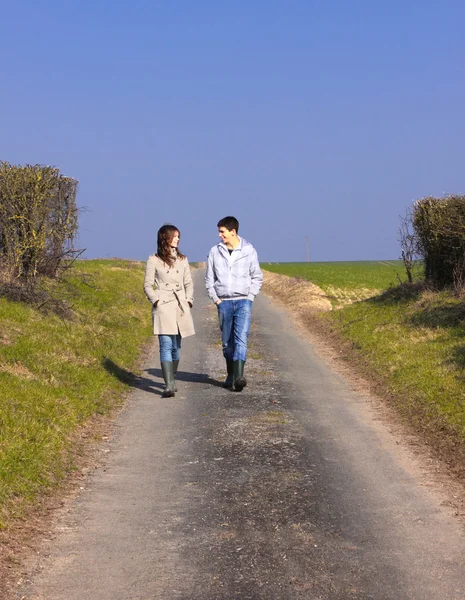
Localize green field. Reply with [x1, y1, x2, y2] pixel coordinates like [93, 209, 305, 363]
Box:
[0, 260, 152, 528]
[262, 260, 406, 291]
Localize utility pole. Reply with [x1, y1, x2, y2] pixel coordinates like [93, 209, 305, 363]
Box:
[305, 235, 309, 262]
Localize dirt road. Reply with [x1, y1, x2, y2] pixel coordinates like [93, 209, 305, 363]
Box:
[18, 269, 465, 599]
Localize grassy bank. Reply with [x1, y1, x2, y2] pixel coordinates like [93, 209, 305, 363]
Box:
[0, 260, 152, 528]
[261, 261, 465, 471]
[327, 288, 465, 438]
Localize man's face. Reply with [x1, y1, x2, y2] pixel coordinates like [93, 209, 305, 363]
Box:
[218, 226, 236, 246]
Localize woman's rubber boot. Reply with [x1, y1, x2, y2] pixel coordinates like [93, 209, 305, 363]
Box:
[161, 361, 176, 398]
[223, 359, 234, 388]
[173, 359, 179, 392]
[233, 360, 247, 392]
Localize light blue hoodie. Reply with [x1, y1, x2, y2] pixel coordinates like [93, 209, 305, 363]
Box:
[205, 237, 263, 303]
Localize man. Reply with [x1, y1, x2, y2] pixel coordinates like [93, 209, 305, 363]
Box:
[205, 216, 263, 391]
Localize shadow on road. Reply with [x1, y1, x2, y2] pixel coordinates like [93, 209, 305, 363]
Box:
[103, 357, 224, 396]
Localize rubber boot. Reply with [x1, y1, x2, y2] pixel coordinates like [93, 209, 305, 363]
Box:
[223, 359, 234, 388]
[233, 360, 247, 392]
[173, 359, 179, 392]
[161, 361, 176, 398]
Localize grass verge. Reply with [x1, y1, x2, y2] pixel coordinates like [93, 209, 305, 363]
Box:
[323, 286, 465, 465]
[0, 259, 153, 530]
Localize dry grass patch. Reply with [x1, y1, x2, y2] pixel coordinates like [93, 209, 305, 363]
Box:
[325, 285, 380, 307]
[262, 271, 332, 313]
[409, 328, 443, 344]
[0, 362, 37, 379]
[0, 334, 12, 346]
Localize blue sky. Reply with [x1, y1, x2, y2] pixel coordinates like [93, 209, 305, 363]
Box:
[1, 1, 464, 262]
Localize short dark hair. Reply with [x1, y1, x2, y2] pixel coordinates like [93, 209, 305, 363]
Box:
[217, 216, 239, 233]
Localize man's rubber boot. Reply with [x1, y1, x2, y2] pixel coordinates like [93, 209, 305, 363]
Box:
[233, 360, 247, 392]
[223, 359, 234, 388]
[173, 359, 179, 392]
[161, 361, 176, 398]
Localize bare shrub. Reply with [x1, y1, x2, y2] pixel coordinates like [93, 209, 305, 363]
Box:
[399, 195, 465, 289]
[452, 253, 465, 297]
[398, 206, 417, 284]
[412, 195, 465, 288]
[0, 162, 79, 280]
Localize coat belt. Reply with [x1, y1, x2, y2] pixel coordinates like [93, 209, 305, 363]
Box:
[172, 290, 185, 314]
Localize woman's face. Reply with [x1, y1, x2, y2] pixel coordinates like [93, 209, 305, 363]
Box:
[170, 231, 180, 247]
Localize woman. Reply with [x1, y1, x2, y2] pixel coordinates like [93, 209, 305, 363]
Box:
[144, 224, 195, 397]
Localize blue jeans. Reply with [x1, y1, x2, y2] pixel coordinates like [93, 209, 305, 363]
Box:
[159, 334, 181, 362]
[217, 299, 252, 362]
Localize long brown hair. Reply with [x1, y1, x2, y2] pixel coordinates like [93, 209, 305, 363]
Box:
[156, 224, 185, 267]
